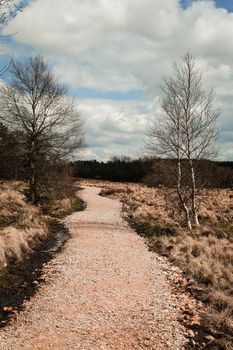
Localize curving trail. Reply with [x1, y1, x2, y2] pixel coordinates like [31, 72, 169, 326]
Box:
[0, 186, 187, 349]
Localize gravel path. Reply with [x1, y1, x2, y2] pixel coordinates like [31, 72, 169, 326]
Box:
[0, 186, 187, 349]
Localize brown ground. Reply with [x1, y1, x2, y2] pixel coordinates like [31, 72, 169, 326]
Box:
[0, 186, 188, 349]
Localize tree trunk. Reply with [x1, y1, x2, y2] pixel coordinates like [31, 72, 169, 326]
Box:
[29, 140, 37, 203]
[189, 159, 200, 226]
[177, 158, 192, 231]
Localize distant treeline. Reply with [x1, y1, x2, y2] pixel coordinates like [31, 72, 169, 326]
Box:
[218, 161, 233, 169]
[72, 157, 233, 188]
[71, 157, 146, 183]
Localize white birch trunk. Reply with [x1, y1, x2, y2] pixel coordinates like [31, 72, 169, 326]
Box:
[189, 159, 200, 226]
[177, 156, 192, 231]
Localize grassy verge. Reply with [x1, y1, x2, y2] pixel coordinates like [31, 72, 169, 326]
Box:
[0, 181, 48, 272]
[135, 222, 233, 349]
[0, 180, 85, 273]
[41, 193, 86, 219]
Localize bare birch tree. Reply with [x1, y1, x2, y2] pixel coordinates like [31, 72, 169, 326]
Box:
[0, 55, 85, 203]
[147, 86, 193, 230]
[147, 53, 221, 230]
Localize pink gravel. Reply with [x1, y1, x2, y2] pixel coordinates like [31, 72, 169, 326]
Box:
[0, 186, 187, 349]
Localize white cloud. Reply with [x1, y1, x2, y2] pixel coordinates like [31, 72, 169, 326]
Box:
[1, 0, 233, 160]
[78, 99, 156, 161]
[5, 0, 233, 93]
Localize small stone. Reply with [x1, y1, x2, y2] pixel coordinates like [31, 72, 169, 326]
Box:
[187, 329, 195, 338]
[177, 315, 184, 322]
[190, 339, 196, 346]
[205, 335, 214, 342]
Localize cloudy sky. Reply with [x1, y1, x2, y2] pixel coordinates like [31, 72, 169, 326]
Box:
[1, 0, 233, 161]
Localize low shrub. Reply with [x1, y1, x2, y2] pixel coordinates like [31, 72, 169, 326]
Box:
[131, 217, 178, 238]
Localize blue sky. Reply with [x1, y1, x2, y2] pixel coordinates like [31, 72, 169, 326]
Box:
[1, 0, 233, 160]
[181, 0, 233, 11]
[210, 0, 233, 11]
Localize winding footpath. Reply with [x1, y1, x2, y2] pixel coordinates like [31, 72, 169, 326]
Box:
[0, 186, 187, 349]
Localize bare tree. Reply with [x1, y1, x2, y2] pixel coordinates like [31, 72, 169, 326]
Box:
[0, 55, 85, 203]
[0, 0, 21, 75]
[147, 97, 193, 230]
[147, 53, 221, 230]
[0, 0, 16, 25]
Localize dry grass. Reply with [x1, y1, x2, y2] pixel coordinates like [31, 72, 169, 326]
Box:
[0, 180, 85, 272]
[41, 188, 86, 218]
[82, 179, 233, 349]
[0, 181, 48, 271]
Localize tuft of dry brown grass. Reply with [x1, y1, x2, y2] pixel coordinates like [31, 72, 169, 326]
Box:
[41, 189, 86, 218]
[0, 181, 48, 271]
[86, 179, 233, 349]
[0, 180, 85, 272]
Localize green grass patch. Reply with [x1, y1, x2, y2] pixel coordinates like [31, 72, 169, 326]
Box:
[71, 197, 86, 212]
[130, 217, 178, 238]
